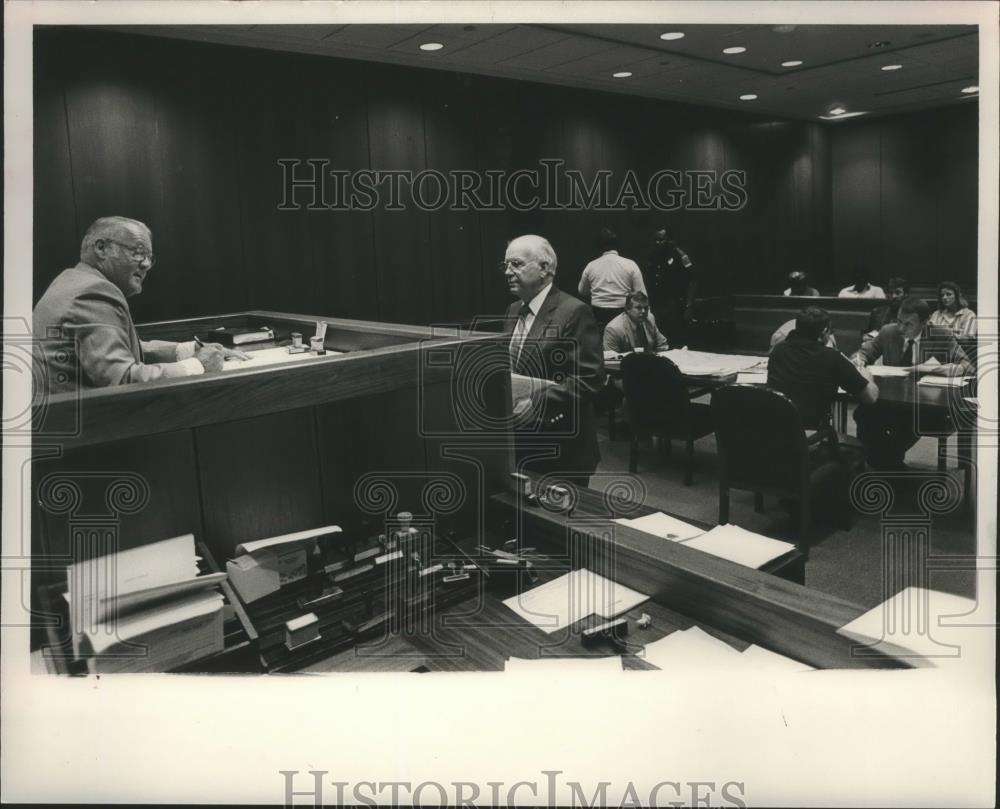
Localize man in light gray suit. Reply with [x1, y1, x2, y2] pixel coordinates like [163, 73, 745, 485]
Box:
[33, 216, 241, 395]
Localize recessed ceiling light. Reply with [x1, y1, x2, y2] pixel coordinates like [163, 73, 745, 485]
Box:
[820, 111, 866, 121]
[739, 94, 758, 101]
[612, 71, 633, 79]
[723, 46, 747, 55]
[829, 106, 847, 115]
[660, 32, 685, 41]
[781, 60, 803, 67]
[419, 42, 444, 52]
[881, 64, 903, 71]
[961, 85, 979, 94]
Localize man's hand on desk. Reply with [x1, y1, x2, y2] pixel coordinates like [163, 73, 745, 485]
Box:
[221, 347, 251, 362]
[194, 342, 226, 372]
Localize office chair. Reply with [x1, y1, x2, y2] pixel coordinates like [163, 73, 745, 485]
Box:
[711, 384, 853, 552]
[620, 352, 713, 485]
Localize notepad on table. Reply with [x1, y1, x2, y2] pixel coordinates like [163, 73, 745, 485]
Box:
[680, 524, 795, 569]
[641, 626, 742, 670]
[918, 375, 969, 387]
[502, 568, 648, 633]
[868, 365, 910, 377]
[614, 511, 704, 542]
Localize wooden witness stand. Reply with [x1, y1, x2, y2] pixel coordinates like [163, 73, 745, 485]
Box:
[32, 311, 919, 672]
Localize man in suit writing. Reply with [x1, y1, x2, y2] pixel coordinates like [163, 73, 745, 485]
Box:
[505, 234, 604, 484]
[33, 216, 245, 395]
[852, 295, 972, 469]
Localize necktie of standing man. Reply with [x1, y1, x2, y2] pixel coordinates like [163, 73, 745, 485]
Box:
[509, 302, 532, 369]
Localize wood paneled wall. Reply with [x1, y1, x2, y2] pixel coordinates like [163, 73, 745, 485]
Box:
[830, 104, 978, 291]
[33, 28, 977, 324]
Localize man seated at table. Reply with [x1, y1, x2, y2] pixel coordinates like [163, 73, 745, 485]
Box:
[852, 295, 972, 469]
[768, 307, 878, 430]
[603, 291, 670, 356]
[33, 216, 245, 395]
[770, 316, 837, 351]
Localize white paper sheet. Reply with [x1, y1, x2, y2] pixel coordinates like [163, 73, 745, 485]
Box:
[235, 524, 342, 556]
[655, 349, 766, 376]
[680, 524, 795, 569]
[836, 587, 981, 666]
[917, 375, 970, 387]
[222, 346, 335, 371]
[502, 569, 649, 633]
[868, 365, 910, 377]
[640, 626, 742, 670]
[735, 372, 768, 384]
[740, 644, 815, 672]
[614, 512, 704, 542]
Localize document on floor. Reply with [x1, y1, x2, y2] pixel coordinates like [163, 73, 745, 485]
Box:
[680, 524, 795, 569]
[835, 586, 982, 667]
[614, 511, 704, 542]
[501, 568, 649, 633]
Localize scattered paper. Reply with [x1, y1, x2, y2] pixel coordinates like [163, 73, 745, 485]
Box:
[502, 569, 649, 633]
[918, 376, 970, 387]
[836, 587, 981, 666]
[680, 524, 795, 569]
[223, 346, 334, 371]
[868, 365, 909, 377]
[641, 626, 742, 670]
[615, 512, 704, 542]
[655, 349, 766, 377]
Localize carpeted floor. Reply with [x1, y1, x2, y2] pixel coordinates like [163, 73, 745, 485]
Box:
[591, 402, 980, 608]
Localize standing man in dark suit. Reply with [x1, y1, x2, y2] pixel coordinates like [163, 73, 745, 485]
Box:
[645, 225, 696, 347]
[852, 296, 972, 469]
[504, 234, 604, 484]
[33, 216, 244, 394]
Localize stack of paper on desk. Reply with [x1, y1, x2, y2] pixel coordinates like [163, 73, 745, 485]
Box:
[679, 524, 795, 569]
[655, 349, 765, 377]
[66, 534, 226, 673]
[917, 375, 970, 387]
[502, 569, 648, 633]
[868, 365, 910, 377]
[614, 511, 704, 542]
[836, 587, 981, 666]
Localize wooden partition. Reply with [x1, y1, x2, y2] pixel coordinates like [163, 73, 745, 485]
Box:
[32, 312, 513, 578]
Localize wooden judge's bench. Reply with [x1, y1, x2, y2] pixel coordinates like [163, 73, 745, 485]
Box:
[31, 311, 921, 673]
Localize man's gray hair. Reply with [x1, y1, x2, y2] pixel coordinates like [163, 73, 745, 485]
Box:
[511, 234, 558, 275]
[80, 216, 150, 262]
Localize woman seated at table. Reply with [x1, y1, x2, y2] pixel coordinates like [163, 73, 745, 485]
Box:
[928, 281, 977, 338]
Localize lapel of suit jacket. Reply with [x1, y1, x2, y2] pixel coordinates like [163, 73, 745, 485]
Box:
[524, 287, 561, 344]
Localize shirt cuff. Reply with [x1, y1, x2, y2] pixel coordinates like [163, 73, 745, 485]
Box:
[179, 357, 205, 376]
[176, 340, 197, 361]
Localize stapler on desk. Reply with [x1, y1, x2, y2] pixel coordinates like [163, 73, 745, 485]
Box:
[581, 617, 630, 651]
